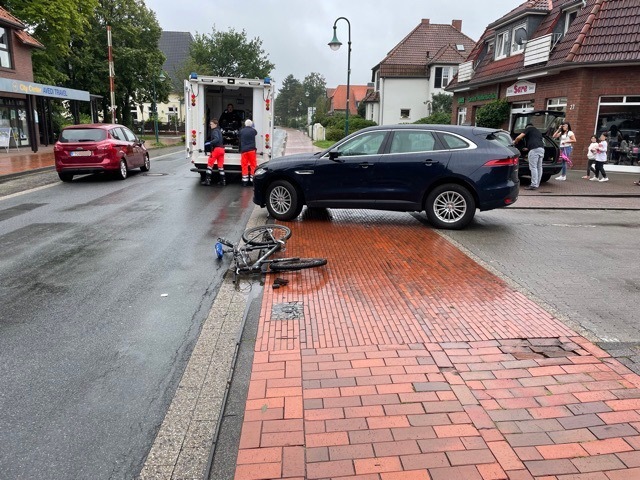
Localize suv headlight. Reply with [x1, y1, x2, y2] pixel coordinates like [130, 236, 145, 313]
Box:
[255, 167, 267, 176]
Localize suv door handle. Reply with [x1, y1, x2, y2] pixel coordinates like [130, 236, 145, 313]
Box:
[424, 160, 440, 166]
[359, 162, 374, 168]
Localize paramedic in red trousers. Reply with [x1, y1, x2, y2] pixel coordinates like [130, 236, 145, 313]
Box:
[202, 119, 226, 186]
[239, 119, 258, 187]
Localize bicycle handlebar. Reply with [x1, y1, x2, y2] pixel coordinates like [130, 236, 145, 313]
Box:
[217, 237, 234, 248]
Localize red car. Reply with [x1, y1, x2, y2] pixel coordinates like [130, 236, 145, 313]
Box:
[54, 123, 150, 182]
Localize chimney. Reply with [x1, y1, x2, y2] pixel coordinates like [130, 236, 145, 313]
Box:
[452, 19, 462, 31]
[421, 19, 430, 26]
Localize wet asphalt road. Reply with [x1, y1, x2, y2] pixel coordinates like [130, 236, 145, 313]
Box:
[0, 150, 255, 479]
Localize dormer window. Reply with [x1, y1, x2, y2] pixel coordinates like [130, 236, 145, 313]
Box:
[495, 31, 509, 60]
[511, 23, 527, 54]
[0, 27, 12, 69]
[564, 7, 579, 33]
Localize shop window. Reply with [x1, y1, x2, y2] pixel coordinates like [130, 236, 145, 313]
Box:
[0, 27, 12, 69]
[596, 96, 640, 147]
[457, 107, 467, 125]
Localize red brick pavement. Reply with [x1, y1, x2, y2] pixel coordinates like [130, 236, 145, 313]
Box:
[234, 129, 640, 480]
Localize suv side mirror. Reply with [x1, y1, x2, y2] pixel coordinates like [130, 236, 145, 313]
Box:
[328, 149, 343, 161]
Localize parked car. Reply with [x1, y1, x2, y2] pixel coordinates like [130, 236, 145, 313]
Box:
[54, 124, 150, 182]
[252, 125, 520, 230]
[511, 110, 562, 184]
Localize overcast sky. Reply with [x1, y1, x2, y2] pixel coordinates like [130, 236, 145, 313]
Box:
[145, 0, 522, 88]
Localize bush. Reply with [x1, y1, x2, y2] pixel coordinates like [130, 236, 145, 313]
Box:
[475, 99, 510, 129]
[326, 127, 344, 142]
[413, 112, 451, 125]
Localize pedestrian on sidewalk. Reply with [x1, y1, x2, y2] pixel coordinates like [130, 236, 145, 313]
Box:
[583, 135, 599, 179]
[514, 123, 545, 190]
[239, 119, 257, 186]
[590, 132, 609, 182]
[552, 122, 576, 181]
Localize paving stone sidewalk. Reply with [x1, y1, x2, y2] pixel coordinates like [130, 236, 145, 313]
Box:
[233, 129, 640, 480]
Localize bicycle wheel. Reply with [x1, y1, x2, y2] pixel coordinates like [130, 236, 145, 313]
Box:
[242, 225, 292, 246]
[270, 258, 327, 271]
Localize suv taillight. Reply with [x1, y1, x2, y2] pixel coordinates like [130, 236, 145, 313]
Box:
[484, 156, 518, 166]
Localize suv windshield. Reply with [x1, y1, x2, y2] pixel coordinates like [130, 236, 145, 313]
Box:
[60, 129, 107, 143]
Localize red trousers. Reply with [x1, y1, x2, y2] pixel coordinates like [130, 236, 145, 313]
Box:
[207, 147, 225, 169]
[241, 150, 257, 176]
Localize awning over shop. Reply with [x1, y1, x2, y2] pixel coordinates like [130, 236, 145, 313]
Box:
[0, 77, 90, 102]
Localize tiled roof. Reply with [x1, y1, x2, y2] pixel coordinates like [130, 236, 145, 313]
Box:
[159, 31, 194, 91]
[362, 90, 380, 103]
[450, 0, 640, 89]
[0, 6, 43, 50]
[0, 6, 25, 29]
[376, 19, 476, 78]
[330, 85, 372, 115]
[15, 30, 44, 49]
[489, 0, 553, 28]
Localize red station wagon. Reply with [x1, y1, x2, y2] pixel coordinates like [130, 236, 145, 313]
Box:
[54, 124, 150, 182]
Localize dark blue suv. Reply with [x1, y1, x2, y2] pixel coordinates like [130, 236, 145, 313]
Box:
[253, 125, 520, 229]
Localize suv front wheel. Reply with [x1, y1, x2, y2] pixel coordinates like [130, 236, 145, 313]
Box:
[425, 184, 476, 230]
[266, 180, 303, 220]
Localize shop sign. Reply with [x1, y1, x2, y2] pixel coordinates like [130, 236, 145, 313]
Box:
[458, 93, 497, 104]
[0, 78, 90, 102]
[506, 80, 536, 97]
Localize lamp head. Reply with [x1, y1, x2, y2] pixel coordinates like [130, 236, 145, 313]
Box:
[328, 27, 342, 51]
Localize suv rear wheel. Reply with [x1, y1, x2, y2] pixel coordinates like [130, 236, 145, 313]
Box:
[425, 184, 476, 230]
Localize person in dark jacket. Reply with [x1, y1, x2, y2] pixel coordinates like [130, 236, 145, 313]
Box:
[239, 119, 258, 186]
[202, 119, 225, 186]
[514, 123, 545, 190]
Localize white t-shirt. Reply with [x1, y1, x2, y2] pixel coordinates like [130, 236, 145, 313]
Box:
[587, 142, 599, 160]
[595, 140, 608, 162]
[559, 131, 574, 148]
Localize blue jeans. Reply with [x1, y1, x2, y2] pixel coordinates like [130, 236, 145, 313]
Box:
[528, 147, 544, 187]
[560, 146, 572, 175]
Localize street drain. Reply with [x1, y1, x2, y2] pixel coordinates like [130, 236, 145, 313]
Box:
[271, 302, 304, 320]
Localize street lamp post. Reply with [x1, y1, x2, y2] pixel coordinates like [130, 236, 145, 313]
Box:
[328, 17, 351, 138]
[152, 79, 159, 144]
[152, 72, 166, 144]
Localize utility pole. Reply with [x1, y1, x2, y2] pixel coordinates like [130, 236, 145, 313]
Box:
[107, 26, 116, 123]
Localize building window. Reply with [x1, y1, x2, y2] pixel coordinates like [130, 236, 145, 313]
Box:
[400, 109, 410, 119]
[596, 95, 640, 146]
[547, 97, 567, 112]
[457, 107, 467, 125]
[0, 28, 12, 69]
[434, 67, 452, 89]
[564, 8, 579, 33]
[495, 31, 509, 59]
[511, 23, 527, 54]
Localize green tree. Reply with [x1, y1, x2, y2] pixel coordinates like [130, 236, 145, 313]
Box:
[302, 72, 326, 107]
[68, 0, 169, 126]
[182, 28, 274, 79]
[475, 99, 510, 129]
[274, 74, 306, 127]
[431, 92, 453, 115]
[4, 0, 98, 84]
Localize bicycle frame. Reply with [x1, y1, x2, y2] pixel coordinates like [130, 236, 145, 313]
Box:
[217, 236, 289, 276]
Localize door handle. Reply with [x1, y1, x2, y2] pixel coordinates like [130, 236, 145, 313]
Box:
[424, 160, 440, 166]
[359, 162, 374, 168]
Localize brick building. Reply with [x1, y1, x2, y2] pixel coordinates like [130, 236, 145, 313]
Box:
[448, 0, 640, 169]
[0, 6, 96, 152]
